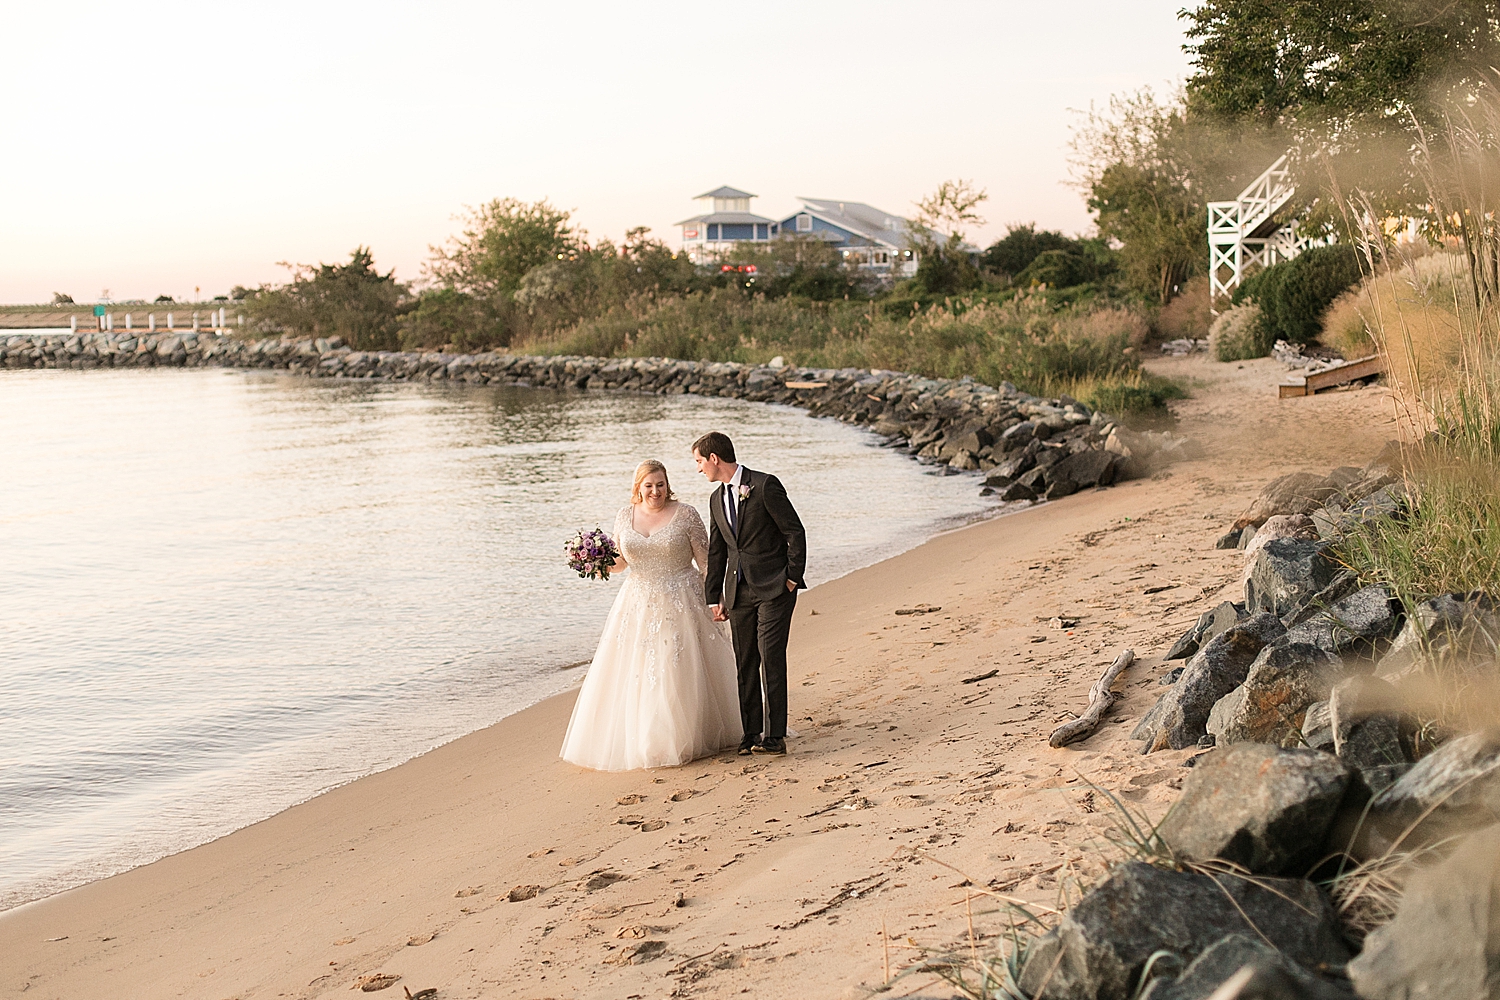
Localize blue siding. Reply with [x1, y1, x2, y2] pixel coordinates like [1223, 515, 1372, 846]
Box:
[756, 224, 768, 239]
[775, 214, 874, 246]
[720, 223, 754, 240]
[708, 224, 719, 240]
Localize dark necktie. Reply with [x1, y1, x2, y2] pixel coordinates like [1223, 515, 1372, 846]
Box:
[726, 485, 739, 534]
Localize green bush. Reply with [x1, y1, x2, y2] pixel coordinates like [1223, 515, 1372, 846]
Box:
[1234, 244, 1363, 345]
[1209, 301, 1268, 360]
[242, 247, 409, 351]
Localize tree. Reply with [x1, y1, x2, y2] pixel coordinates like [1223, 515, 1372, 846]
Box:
[244, 247, 409, 351]
[426, 198, 580, 302]
[51, 292, 74, 304]
[982, 224, 1079, 277]
[1071, 90, 1210, 304]
[910, 179, 987, 295]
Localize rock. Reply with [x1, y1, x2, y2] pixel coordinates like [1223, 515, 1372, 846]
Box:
[1017, 861, 1350, 1000]
[1328, 675, 1410, 771]
[1215, 527, 1245, 550]
[949, 449, 979, 471]
[1278, 575, 1392, 644]
[1140, 935, 1357, 1000]
[1302, 701, 1334, 751]
[1142, 613, 1287, 751]
[1362, 728, 1500, 853]
[1046, 449, 1118, 496]
[982, 470, 1012, 488]
[1158, 743, 1350, 875]
[1376, 591, 1499, 681]
[999, 479, 1037, 502]
[994, 441, 1040, 478]
[1240, 472, 1342, 527]
[1349, 825, 1500, 1000]
[1245, 539, 1339, 617]
[1206, 641, 1344, 747]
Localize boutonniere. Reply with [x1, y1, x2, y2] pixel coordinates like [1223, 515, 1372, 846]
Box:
[737, 484, 752, 501]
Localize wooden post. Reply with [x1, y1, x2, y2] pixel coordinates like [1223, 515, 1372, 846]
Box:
[167, 312, 174, 330]
[149, 313, 156, 332]
[192, 312, 199, 332]
[125, 314, 132, 330]
[70, 316, 77, 333]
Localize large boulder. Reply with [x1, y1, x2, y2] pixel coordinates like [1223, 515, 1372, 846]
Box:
[1375, 591, 1499, 682]
[1348, 825, 1500, 1000]
[1017, 862, 1350, 1000]
[1245, 539, 1339, 617]
[1360, 729, 1500, 855]
[1328, 675, 1410, 772]
[1158, 743, 1350, 876]
[1139, 614, 1288, 751]
[1239, 472, 1342, 528]
[1043, 449, 1118, 500]
[1166, 602, 1243, 661]
[1284, 584, 1401, 657]
[1140, 935, 1357, 1000]
[1206, 641, 1344, 747]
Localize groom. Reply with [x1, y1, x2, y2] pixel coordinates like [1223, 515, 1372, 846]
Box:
[693, 431, 807, 756]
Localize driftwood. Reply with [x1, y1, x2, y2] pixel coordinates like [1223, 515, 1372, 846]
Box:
[1048, 649, 1136, 748]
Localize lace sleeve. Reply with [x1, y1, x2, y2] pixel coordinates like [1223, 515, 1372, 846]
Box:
[683, 503, 710, 575]
[613, 506, 633, 560]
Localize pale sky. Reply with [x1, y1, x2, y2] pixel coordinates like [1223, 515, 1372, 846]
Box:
[1, 2, 1195, 304]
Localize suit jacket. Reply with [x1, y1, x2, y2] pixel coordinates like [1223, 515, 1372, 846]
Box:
[705, 468, 807, 610]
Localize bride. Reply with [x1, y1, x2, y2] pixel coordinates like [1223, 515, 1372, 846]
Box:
[560, 460, 744, 770]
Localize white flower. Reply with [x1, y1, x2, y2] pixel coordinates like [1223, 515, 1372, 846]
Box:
[737, 484, 752, 501]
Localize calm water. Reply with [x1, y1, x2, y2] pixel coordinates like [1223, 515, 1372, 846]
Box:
[0, 368, 996, 909]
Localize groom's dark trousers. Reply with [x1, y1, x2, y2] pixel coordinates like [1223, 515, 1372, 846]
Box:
[705, 468, 807, 741]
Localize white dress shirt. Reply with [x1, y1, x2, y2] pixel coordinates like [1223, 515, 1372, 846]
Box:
[722, 464, 745, 528]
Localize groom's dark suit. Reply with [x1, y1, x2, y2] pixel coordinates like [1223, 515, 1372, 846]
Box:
[705, 468, 807, 742]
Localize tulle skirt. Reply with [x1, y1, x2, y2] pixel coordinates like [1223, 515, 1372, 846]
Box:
[560, 568, 743, 770]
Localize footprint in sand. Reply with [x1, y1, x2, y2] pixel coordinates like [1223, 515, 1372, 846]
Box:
[352, 972, 401, 992]
[617, 814, 645, 826]
[527, 848, 552, 859]
[406, 933, 435, 947]
[453, 886, 483, 898]
[616, 793, 644, 805]
[639, 819, 667, 832]
[669, 789, 695, 802]
[507, 885, 542, 902]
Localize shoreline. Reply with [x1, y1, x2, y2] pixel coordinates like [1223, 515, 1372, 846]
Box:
[0, 354, 1395, 999]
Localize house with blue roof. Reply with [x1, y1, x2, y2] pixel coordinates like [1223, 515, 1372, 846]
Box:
[677, 186, 920, 277]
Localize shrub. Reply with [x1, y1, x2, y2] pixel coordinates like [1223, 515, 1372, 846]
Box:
[1208, 301, 1267, 360]
[1234, 244, 1364, 345]
[242, 247, 409, 351]
[1155, 274, 1211, 340]
[1320, 287, 1373, 357]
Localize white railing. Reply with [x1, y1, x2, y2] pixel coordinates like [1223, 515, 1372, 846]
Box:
[1207, 153, 1318, 305]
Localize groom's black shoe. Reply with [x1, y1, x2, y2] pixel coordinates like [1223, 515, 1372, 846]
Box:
[753, 737, 787, 755]
[737, 738, 758, 756]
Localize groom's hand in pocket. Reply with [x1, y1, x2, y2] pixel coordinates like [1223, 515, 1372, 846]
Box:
[786, 579, 797, 593]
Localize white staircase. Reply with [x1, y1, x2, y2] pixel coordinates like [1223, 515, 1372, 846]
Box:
[1208, 154, 1319, 304]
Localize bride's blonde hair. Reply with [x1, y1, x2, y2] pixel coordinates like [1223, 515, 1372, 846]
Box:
[631, 460, 676, 503]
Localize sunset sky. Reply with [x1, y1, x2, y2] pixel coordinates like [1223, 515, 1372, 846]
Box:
[2, 1, 1194, 304]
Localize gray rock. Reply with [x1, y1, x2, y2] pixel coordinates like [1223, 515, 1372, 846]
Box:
[1245, 539, 1339, 617]
[1017, 862, 1350, 1000]
[1166, 602, 1243, 661]
[1158, 743, 1350, 875]
[1140, 935, 1357, 1000]
[994, 441, 1040, 479]
[999, 479, 1037, 502]
[1206, 641, 1344, 747]
[1376, 591, 1499, 681]
[1241, 472, 1343, 526]
[1363, 728, 1500, 853]
[1142, 613, 1288, 751]
[1215, 527, 1246, 550]
[1281, 569, 1360, 628]
[1328, 675, 1410, 771]
[1046, 449, 1118, 495]
[1349, 825, 1500, 1000]
[1284, 583, 1400, 655]
[982, 470, 1012, 488]
[1237, 524, 1257, 549]
[1303, 701, 1334, 751]
[1355, 763, 1412, 796]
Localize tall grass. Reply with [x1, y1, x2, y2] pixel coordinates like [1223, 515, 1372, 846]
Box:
[1333, 92, 1500, 618]
[523, 290, 1185, 414]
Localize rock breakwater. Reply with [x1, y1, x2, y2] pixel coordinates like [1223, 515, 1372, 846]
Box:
[2, 331, 1197, 497]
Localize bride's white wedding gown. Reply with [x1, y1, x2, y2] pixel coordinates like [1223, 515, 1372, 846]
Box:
[560, 502, 743, 770]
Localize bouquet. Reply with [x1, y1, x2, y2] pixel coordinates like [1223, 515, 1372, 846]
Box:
[565, 527, 621, 581]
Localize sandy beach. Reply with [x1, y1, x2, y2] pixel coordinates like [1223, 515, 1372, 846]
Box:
[0, 355, 1394, 1000]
